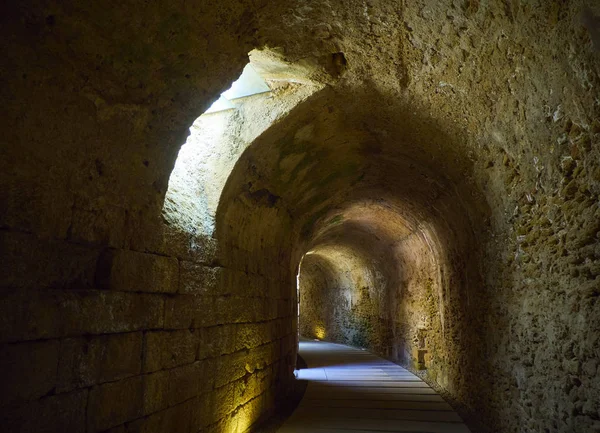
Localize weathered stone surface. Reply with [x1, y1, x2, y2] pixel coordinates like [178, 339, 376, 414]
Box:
[69, 198, 129, 248]
[2, 0, 599, 432]
[143, 330, 197, 372]
[143, 360, 214, 415]
[97, 249, 179, 293]
[179, 261, 222, 295]
[0, 291, 164, 342]
[126, 399, 195, 433]
[58, 332, 142, 392]
[234, 364, 272, 407]
[0, 231, 100, 291]
[0, 340, 59, 406]
[1, 390, 87, 433]
[197, 325, 237, 359]
[87, 376, 143, 432]
[214, 342, 278, 388]
[163, 295, 216, 329]
[192, 384, 236, 429]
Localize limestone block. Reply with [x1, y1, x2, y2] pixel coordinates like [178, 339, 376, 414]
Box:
[202, 414, 238, 433]
[0, 291, 62, 342]
[214, 351, 248, 388]
[212, 382, 236, 421]
[127, 399, 195, 433]
[197, 325, 237, 359]
[0, 290, 163, 342]
[69, 202, 128, 248]
[57, 332, 142, 392]
[236, 322, 272, 350]
[87, 376, 143, 432]
[179, 261, 223, 295]
[214, 343, 277, 388]
[0, 390, 87, 433]
[237, 272, 268, 298]
[192, 384, 235, 429]
[276, 298, 291, 319]
[0, 340, 59, 406]
[144, 359, 215, 415]
[234, 365, 272, 406]
[0, 174, 73, 239]
[97, 249, 179, 293]
[0, 231, 100, 291]
[143, 330, 197, 372]
[60, 291, 164, 335]
[214, 296, 264, 324]
[164, 295, 216, 329]
[254, 298, 276, 322]
[189, 234, 218, 264]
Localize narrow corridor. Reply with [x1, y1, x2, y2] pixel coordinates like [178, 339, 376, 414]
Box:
[278, 340, 470, 433]
[3, 2, 599, 432]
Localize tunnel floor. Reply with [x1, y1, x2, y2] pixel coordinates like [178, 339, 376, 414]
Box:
[277, 340, 471, 433]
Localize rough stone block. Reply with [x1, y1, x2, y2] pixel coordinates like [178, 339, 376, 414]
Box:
[214, 296, 262, 324]
[0, 175, 73, 240]
[97, 249, 179, 293]
[0, 290, 62, 342]
[236, 273, 268, 298]
[57, 332, 142, 392]
[234, 365, 272, 406]
[144, 359, 214, 415]
[180, 261, 223, 295]
[0, 231, 100, 291]
[103, 425, 126, 433]
[58, 291, 165, 337]
[143, 330, 197, 372]
[1, 389, 87, 433]
[0, 290, 164, 342]
[214, 343, 275, 388]
[234, 391, 268, 432]
[144, 226, 217, 264]
[200, 413, 237, 433]
[0, 340, 60, 406]
[189, 234, 218, 264]
[235, 322, 271, 351]
[143, 369, 169, 415]
[127, 399, 194, 433]
[277, 299, 292, 319]
[197, 325, 236, 359]
[192, 383, 235, 430]
[69, 200, 128, 248]
[164, 295, 216, 329]
[87, 376, 143, 432]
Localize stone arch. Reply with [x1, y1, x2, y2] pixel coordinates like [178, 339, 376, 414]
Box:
[2, 1, 599, 432]
[214, 83, 491, 413]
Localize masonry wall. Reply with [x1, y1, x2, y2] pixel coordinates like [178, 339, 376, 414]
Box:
[1, 226, 297, 432]
[0, 1, 297, 432]
[2, 1, 600, 433]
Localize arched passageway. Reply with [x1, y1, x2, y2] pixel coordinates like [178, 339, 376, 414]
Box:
[1, 2, 599, 433]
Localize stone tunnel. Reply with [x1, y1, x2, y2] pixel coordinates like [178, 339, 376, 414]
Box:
[1, 1, 599, 432]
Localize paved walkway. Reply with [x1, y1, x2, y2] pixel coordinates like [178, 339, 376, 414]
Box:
[277, 340, 471, 433]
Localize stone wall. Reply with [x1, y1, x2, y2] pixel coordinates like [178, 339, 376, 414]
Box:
[0, 1, 297, 432]
[285, 1, 599, 432]
[2, 1, 599, 433]
[0, 226, 297, 432]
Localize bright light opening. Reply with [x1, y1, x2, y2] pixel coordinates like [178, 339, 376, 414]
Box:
[205, 64, 270, 114]
[162, 50, 323, 240]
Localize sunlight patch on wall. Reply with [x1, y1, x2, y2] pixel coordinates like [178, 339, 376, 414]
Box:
[205, 64, 270, 114]
[162, 50, 323, 238]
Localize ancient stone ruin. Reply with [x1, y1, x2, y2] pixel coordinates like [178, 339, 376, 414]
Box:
[1, 1, 599, 432]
